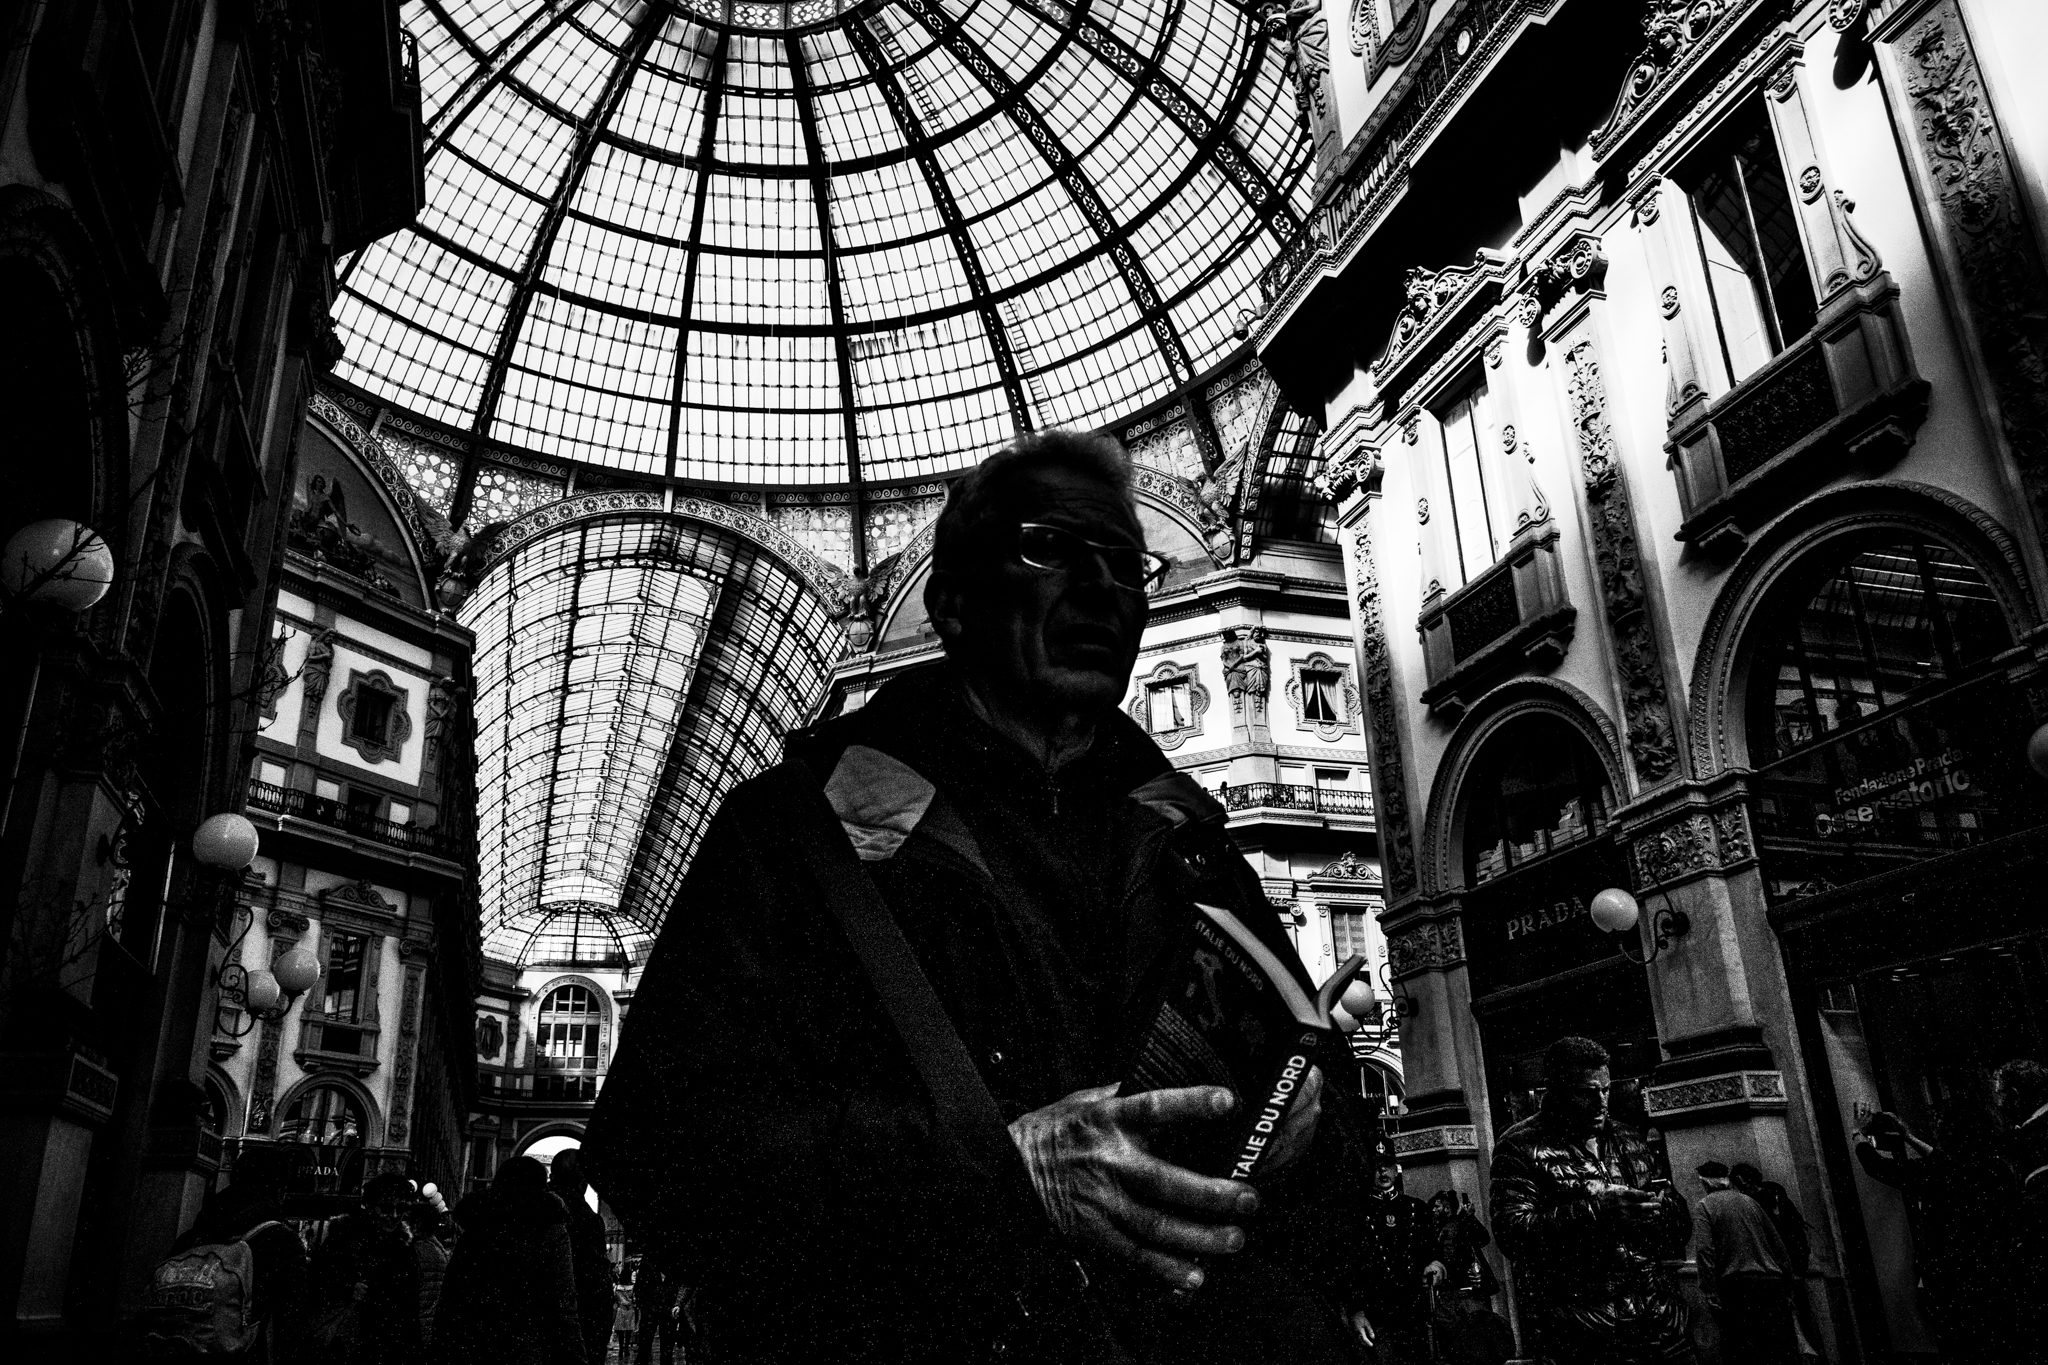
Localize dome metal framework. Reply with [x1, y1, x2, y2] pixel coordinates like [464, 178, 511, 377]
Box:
[463, 513, 839, 966]
[337, 0, 1312, 499]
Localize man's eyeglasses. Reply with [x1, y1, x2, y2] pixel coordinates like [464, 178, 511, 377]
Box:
[1015, 522, 1170, 593]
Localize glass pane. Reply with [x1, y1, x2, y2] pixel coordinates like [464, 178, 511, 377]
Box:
[1441, 391, 1496, 585]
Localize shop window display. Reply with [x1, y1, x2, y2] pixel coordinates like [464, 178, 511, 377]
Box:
[1745, 535, 2033, 900]
[1463, 716, 1614, 887]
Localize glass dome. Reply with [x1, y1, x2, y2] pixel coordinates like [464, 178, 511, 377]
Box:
[337, 0, 1312, 486]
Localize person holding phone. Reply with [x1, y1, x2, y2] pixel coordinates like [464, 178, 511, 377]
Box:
[1488, 1037, 1695, 1364]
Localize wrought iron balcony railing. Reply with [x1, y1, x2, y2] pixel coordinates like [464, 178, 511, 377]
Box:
[1217, 783, 1375, 819]
[246, 779, 460, 857]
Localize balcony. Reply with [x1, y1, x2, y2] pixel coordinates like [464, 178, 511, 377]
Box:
[1417, 523, 1576, 718]
[1218, 783, 1375, 825]
[1668, 275, 1928, 554]
[246, 779, 460, 858]
[477, 1073, 601, 1107]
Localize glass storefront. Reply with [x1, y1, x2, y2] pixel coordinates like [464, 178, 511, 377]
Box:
[1747, 533, 2048, 1352]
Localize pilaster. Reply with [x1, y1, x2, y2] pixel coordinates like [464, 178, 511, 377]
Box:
[1526, 236, 1690, 794]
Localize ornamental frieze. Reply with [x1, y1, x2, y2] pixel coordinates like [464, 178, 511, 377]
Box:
[1348, 518, 1419, 896]
[1644, 1069, 1786, 1119]
[1630, 804, 1755, 886]
[1388, 917, 1465, 977]
[1563, 340, 1681, 786]
[1885, 1, 2048, 563]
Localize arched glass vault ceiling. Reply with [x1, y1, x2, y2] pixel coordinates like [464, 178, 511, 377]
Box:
[463, 514, 837, 966]
[337, 0, 1312, 492]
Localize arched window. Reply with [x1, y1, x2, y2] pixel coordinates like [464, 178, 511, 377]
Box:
[281, 1084, 365, 1146]
[1461, 715, 1615, 888]
[1745, 535, 2010, 764]
[536, 985, 603, 1099]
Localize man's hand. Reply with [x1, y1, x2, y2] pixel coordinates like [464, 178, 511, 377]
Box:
[1422, 1260, 1447, 1287]
[1588, 1180, 1665, 1219]
[1009, 1083, 1258, 1290]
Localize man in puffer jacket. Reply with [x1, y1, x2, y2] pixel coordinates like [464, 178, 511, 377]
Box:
[1488, 1038, 1694, 1364]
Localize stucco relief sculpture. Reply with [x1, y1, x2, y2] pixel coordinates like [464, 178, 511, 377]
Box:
[1565, 340, 1680, 785]
[1892, 3, 2048, 537]
[1349, 523, 1418, 895]
[301, 629, 337, 706]
[1221, 626, 1272, 718]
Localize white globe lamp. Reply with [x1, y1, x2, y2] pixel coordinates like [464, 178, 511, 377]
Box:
[1331, 1006, 1361, 1034]
[272, 946, 323, 998]
[2, 519, 115, 613]
[1339, 978, 1377, 1019]
[243, 969, 282, 1014]
[192, 813, 260, 870]
[1589, 887, 1641, 934]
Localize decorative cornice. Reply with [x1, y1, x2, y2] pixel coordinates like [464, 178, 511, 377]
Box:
[1311, 849, 1383, 883]
[1373, 251, 1514, 383]
[1594, 0, 1754, 158]
[1625, 25, 1795, 183]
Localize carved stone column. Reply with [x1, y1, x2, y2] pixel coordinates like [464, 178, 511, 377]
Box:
[1525, 237, 1689, 792]
[385, 935, 431, 1150]
[1873, 0, 2048, 582]
[1617, 779, 1849, 1348]
[1760, 50, 1884, 306]
[1630, 179, 1714, 427]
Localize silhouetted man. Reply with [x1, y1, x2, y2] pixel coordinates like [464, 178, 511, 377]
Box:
[1489, 1037, 1693, 1364]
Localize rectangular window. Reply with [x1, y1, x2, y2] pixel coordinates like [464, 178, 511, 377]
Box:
[257, 759, 287, 787]
[1331, 908, 1373, 964]
[1439, 386, 1498, 587]
[1680, 103, 1818, 387]
[315, 778, 341, 802]
[1303, 672, 1347, 725]
[345, 787, 382, 820]
[1147, 680, 1192, 733]
[349, 689, 395, 745]
[322, 932, 366, 1020]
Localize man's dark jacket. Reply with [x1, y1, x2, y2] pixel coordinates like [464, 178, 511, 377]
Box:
[1488, 1108, 1692, 1362]
[583, 668, 1369, 1364]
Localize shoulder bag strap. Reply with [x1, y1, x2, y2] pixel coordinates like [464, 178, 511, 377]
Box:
[759, 761, 1028, 1203]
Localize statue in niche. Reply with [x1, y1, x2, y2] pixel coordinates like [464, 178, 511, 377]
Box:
[301, 629, 337, 706]
[425, 675, 465, 765]
[1222, 626, 1272, 718]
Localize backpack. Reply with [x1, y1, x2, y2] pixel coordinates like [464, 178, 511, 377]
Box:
[140, 1220, 285, 1356]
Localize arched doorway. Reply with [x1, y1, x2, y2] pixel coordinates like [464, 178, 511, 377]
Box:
[1454, 713, 1659, 1142]
[1741, 529, 2047, 1348]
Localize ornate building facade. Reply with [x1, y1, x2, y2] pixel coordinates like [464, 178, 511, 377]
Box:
[0, 0, 423, 1350]
[1256, 0, 2048, 1356]
[218, 397, 480, 1205]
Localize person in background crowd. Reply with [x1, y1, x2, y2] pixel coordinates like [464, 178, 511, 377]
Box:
[1343, 1136, 1443, 1363]
[1692, 1161, 1793, 1364]
[311, 1171, 422, 1365]
[1428, 1190, 1515, 1365]
[1994, 1058, 2048, 1355]
[1489, 1037, 1693, 1364]
[157, 1144, 310, 1362]
[411, 1184, 455, 1348]
[1856, 1096, 2022, 1364]
[1728, 1164, 1821, 1361]
[631, 1259, 678, 1365]
[551, 1150, 617, 1361]
[614, 1263, 640, 1364]
[431, 1155, 585, 1365]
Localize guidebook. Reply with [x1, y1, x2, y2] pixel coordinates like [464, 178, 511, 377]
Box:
[1119, 901, 1365, 1181]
